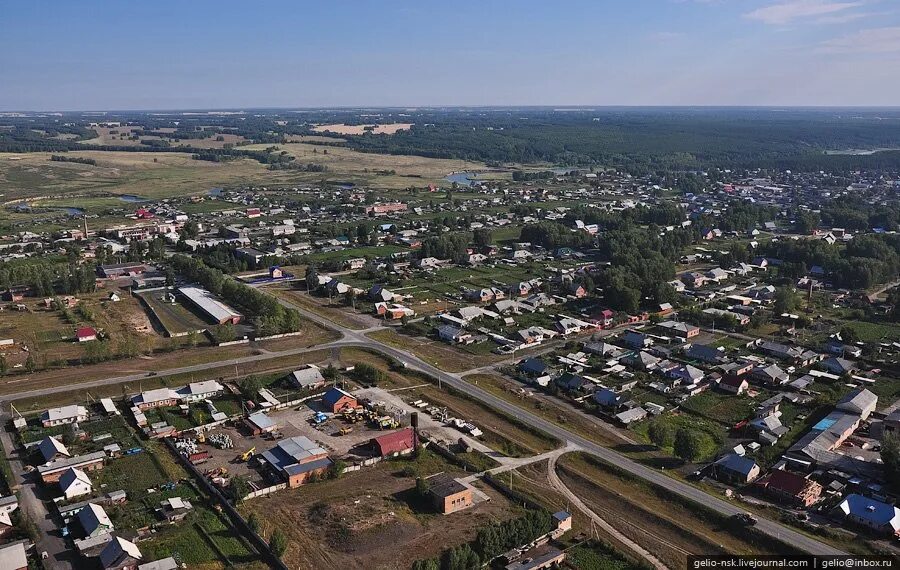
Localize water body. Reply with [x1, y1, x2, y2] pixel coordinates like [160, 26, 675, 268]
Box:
[63, 207, 85, 216]
[445, 171, 477, 186]
[332, 181, 356, 190]
[118, 194, 148, 202]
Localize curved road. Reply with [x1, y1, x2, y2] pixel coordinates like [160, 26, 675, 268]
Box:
[2, 290, 847, 558]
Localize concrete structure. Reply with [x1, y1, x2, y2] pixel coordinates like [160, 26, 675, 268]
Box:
[759, 470, 823, 507]
[177, 286, 242, 325]
[425, 472, 473, 514]
[505, 549, 566, 570]
[244, 412, 278, 436]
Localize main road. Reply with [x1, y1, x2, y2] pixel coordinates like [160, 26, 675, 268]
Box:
[1, 290, 847, 559]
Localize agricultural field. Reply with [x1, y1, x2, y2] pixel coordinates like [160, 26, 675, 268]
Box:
[239, 448, 523, 570]
[312, 123, 413, 135]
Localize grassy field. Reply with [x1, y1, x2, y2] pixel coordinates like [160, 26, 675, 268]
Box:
[557, 453, 792, 568]
[366, 329, 505, 373]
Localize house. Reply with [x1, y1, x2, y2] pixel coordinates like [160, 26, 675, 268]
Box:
[41, 405, 88, 427]
[669, 365, 704, 385]
[373, 427, 417, 458]
[369, 284, 398, 303]
[100, 536, 143, 570]
[836, 388, 877, 420]
[820, 357, 856, 376]
[159, 497, 193, 522]
[59, 467, 93, 500]
[437, 325, 474, 345]
[38, 451, 106, 483]
[719, 376, 749, 395]
[593, 388, 623, 409]
[0, 542, 28, 570]
[375, 302, 415, 320]
[78, 503, 114, 538]
[713, 454, 760, 484]
[425, 472, 473, 514]
[656, 320, 700, 339]
[749, 414, 789, 443]
[244, 410, 278, 434]
[685, 344, 728, 365]
[759, 470, 822, 507]
[556, 372, 589, 392]
[621, 331, 652, 350]
[176, 380, 223, 402]
[615, 407, 648, 425]
[556, 317, 586, 335]
[259, 436, 331, 488]
[322, 387, 358, 413]
[835, 494, 900, 537]
[751, 364, 790, 386]
[584, 341, 622, 358]
[38, 435, 70, 463]
[624, 351, 659, 371]
[518, 358, 549, 378]
[76, 326, 98, 342]
[290, 366, 326, 390]
[131, 388, 179, 411]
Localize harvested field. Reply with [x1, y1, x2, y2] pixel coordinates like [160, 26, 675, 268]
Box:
[366, 329, 505, 373]
[312, 123, 413, 135]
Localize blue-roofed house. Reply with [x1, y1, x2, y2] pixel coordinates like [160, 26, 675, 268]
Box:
[836, 494, 900, 537]
[518, 358, 549, 377]
[593, 388, 623, 409]
[713, 454, 761, 484]
[322, 387, 358, 413]
[685, 344, 728, 365]
[621, 331, 652, 350]
[555, 372, 588, 392]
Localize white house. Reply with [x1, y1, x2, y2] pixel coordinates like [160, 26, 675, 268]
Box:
[41, 405, 88, 428]
[59, 467, 93, 500]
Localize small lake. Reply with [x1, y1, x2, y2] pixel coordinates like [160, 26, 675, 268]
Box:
[118, 194, 148, 202]
[445, 171, 478, 186]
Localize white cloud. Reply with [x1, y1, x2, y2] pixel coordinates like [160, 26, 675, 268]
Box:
[744, 0, 865, 25]
[819, 25, 900, 52]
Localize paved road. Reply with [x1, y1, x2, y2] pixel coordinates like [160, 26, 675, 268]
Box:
[0, 422, 74, 570]
[0, 291, 847, 558]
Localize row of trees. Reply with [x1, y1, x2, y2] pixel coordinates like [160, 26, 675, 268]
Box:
[410, 509, 554, 570]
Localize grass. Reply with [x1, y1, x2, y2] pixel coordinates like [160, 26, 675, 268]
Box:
[680, 390, 756, 427]
[366, 329, 504, 373]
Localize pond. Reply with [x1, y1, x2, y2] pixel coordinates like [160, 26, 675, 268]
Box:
[445, 171, 478, 186]
[118, 194, 148, 202]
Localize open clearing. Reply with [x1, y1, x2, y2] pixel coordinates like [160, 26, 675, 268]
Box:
[312, 123, 413, 135]
[239, 449, 522, 570]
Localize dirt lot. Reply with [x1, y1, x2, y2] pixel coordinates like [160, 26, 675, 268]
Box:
[240, 450, 523, 570]
[267, 286, 377, 330]
[135, 288, 209, 335]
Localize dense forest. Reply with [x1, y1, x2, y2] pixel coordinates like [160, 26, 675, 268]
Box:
[4, 108, 900, 172]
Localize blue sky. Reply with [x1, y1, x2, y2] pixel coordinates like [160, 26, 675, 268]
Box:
[1, 0, 899, 110]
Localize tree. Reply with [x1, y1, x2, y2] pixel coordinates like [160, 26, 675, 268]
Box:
[473, 228, 493, 249]
[881, 434, 900, 486]
[839, 326, 860, 345]
[305, 264, 319, 292]
[247, 512, 262, 535]
[648, 419, 675, 448]
[673, 428, 714, 463]
[229, 475, 249, 503]
[269, 528, 288, 558]
[773, 286, 798, 315]
[0, 355, 6, 377]
[238, 376, 261, 398]
[415, 477, 430, 500]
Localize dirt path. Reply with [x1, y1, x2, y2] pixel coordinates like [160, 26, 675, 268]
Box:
[547, 453, 670, 570]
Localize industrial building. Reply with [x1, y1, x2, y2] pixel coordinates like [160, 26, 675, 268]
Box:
[177, 286, 242, 325]
[259, 436, 332, 488]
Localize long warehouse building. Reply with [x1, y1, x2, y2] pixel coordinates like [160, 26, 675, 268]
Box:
[178, 286, 243, 325]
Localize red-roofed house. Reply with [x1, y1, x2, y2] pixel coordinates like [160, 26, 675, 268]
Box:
[373, 427, 416, 458]
[759, 470, 823, 507]
[76, 327, 98, 342]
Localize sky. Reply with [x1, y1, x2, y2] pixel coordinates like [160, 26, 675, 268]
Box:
[1, 0, 900, 111]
